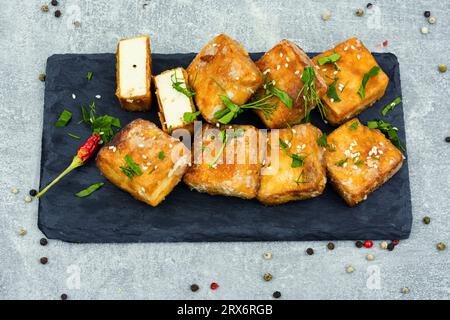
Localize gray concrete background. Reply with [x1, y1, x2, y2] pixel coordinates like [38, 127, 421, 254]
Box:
[0, 0, 449, 300]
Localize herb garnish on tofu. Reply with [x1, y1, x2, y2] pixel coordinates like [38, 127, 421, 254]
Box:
[171, 71, 195, 98]
[297, 66, 326, 120]
[367, 120, 405, 151]
[326, 79, 341, 102]
[358, 66, 381, 99]
[279, 138, 306, 168]
[317, 53, 341, 68]
[183, 111, 201, 124]
[120, 155, 143, 179]
[214, 95, 277, 124]
[335, 158, 348, 167]
[263, 76, 293, 109]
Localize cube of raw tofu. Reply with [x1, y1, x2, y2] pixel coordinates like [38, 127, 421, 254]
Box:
[154, 67, 196, 133]
[183, 124, 262, 199]
[96, 119, 190, 207]
[186, 34, 264, 123]
[312, 38, 389, 126]
[255, 40, 328, 129]
[256, 123, 327, 205]
[116, 35, 152, 111]
[325, 119, 404, 206]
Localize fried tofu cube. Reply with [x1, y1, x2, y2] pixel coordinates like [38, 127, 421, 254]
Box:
[255, 40, 328, 129]
[183, 124, 262, 199]
[186, 34, 264, 123]
[325, 119, 404, 206]
[312, 37, 389, 126]
[256, 123, 327, 205]
[116, 35, 152, 111]
[154, 67, 196, 133]
[96, 119, 190, 207]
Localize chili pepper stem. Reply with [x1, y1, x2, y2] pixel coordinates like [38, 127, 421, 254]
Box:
[36, 156, 84, 199]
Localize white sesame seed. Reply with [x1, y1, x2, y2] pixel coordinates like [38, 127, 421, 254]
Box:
[322, 68, 327, 72]
[72, 93, 76, 99]
[285, 63, 289, 68]
[357, 54, 361, 60]
[295, 70, 300, 75]
[263, 69, 271, 75]
[292, 129, 297, 133]
[344, 46, 348, 51]
[276, 65, 281, 70]
[11, 187, 19, 194]
[24, 195, 32, 203]
[330, 98, 334, 103]
[279, 52, 283, 58]
[286, 57, 290, 62]
[333, 70, 338, 75]
[351, 45, 356, 50]
[235, 77, 240, 80]
[212, 43, 217, 47]
[154, 165, 158, 169]
[138, 144, 144, 148]
[146, 162, 151, 166]
[142, 166, 148, 171]
[169, 144, 173, 148]
[142, 155, 147, 159]
[96, 95, 101, 99]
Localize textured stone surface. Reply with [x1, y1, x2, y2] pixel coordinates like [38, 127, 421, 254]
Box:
[0, 0, 449, 300]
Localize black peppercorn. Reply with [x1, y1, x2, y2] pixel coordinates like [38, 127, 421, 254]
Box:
[366, 3, 373, 9]
[273, 291, 281, 299]
[39, 73, 46, 82]
[60, 293, 68, 300]
[190, 284, 199, 292]
[355, 241, 363, 248]
[40, 238, 48, 246]
[327, 242, 335, 250]
[306, 248, 314, 255]
[54, 10, 62, 18]
[424, 11, 431, 18]
[445, 137, 450, 143]
[51, 0, 59, 6]
[423, 216, 431, 224]
[29, 189, 37, 197]
[387, 243, 395, 251]
[40, 257, 48, 264]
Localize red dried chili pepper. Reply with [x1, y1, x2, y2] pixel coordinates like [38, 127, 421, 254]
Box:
[36, 134, 101, 198]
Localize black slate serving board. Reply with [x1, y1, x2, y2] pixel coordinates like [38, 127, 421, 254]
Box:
[38, 52, 412, 243]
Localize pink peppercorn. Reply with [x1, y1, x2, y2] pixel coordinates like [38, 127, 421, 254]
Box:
[392, 240, 400, 246]
[363, 240, 373, 248]
[382, 40, 388, 47]
[210, 282, 219, 290]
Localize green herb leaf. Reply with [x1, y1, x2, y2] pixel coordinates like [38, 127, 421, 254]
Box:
[353, 159, 365, 165]
[263, 76, 293, 109]
[120, 155, 143, 179]
[381, 97, 401, 116]
[279, 138, 289, 151]
[183, 111, 201, 124]
[67, 133, 80, 139]
[291, 153, 305, 168]
[215, 95, 276, 124]
[297, 66, 326, 121]
[366, 120, 405, 151]
[91, 115, 121, 143]
[326, 80, 341, 102]
[294, 169, 312, 185]
[335, 158, 348, 167]
[75, 182, 104, 198]
[55, 110, 72, 127]
[357, 66, 381, 99]
[317, 133, 328, 148]
[171, 72, 195, 98]
[158, 151, 165, 160]
[318, 53, 341, 66]
[349, 121, 359, 130]
[87, 71, 93, 81]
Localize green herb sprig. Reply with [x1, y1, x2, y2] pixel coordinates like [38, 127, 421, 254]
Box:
[171, 71, 195, 98]
[349, 121, 359, 130]
[381, 97, 401, 116]
[335, 158, 348, 167]
[294, 169, 312, 185]
[214, 95, 277, 124]
[75, 182, 104, 197]
[358, 66, 381, 99]
[279, 138, 306, 168]
[120, 155, 143, 179]
[263, 76, 293, 109]
[296, 66, 326, 121]
[87, 71, 93, 81]
[80, 102, 121, 143]
[367, 120, 405, 151]
[208, 129, 244, 167]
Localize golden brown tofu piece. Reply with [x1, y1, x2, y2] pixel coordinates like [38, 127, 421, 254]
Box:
[183, 124, 262, 199]
[186, 34, 264, 123]
[255, 40, 328, 128]
[325, 119, 404, 206]
[96, 119, 190, 207]
[116, 35, 152, 111]
[312, 37, 389, 126]
[154, 67, 196, 133]
[257, 123, 327, 205]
